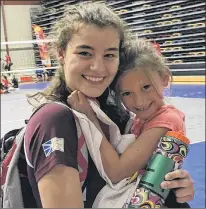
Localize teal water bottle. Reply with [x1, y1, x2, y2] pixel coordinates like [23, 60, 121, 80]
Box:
[128, 131, 190, 208]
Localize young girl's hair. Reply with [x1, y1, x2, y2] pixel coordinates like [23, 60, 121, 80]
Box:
[111, 38, 173, 117]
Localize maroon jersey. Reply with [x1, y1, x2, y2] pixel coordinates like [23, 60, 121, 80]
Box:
[24, 103, 79, 207]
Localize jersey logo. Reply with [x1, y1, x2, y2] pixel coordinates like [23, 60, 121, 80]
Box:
[42, 137, 64, 157]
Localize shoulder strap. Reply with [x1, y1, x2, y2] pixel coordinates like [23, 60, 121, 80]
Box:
[25, 102, 51, 124]
[24, 102, 55, 168]
[82, 178, 88, 192]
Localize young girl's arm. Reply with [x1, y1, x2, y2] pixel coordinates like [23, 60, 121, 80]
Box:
[67, 91, 170, 183]
[91, 115, 169, 183]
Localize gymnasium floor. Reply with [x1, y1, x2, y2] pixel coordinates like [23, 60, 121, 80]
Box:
[1, 82, 205, 208]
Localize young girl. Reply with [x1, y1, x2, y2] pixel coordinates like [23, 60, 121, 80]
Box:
[67, 38, 187, 207]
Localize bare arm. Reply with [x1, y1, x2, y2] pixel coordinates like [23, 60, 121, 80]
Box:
[38, 165, 83, 208]
[91, 115, 169, 183]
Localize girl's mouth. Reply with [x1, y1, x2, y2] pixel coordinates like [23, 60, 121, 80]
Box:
[82, 75, 105, 83]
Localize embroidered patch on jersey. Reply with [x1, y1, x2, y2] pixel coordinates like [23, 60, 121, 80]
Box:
[42, 137, 64, 157]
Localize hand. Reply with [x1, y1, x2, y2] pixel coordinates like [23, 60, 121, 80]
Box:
[67, 90, 96, 119]
[161, 169, 194, 203]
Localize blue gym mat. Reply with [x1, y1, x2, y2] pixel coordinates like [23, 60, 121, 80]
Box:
[19, 82, 205, 99]
[183, 141, 205, 208]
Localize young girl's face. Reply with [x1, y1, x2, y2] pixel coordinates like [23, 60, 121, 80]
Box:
[119, 68, 169, 121]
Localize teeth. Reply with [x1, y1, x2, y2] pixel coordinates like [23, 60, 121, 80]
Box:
[138, 106, 148, 111]
[84, 75, 104, 82]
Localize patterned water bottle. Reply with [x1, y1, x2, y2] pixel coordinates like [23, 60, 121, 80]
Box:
[127, 131, 190, 208]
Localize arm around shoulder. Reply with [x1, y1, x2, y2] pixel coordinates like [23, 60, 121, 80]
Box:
[100, 127, 170, 183]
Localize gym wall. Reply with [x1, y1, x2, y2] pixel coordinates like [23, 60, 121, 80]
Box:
[1, 1, 41, 69]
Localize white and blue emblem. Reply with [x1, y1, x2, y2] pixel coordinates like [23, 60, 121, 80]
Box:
[42, 137, 64, 157]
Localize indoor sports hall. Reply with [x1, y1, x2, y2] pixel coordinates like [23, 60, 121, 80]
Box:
[1, 0, 205, 208]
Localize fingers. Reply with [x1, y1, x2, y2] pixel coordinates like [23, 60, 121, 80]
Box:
[161, 177, 194, 189]
[67, 90, 90, 115]
[176, 195, 194, 203]
[175, 186, 194, 199]
[71, 90, 79, 100]
[67, 90, 79, 106]
[165, 169, 189, 181]
[67, 90, 86, 103]
[161, 172, 195, 203]
[161, 169, 191, 189]
[174, 178, 195, 203]
[77, 91, 87, 103]
[175, 186, 194, 203]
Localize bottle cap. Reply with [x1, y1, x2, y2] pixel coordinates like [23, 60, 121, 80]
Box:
[165, 131, 190, 145]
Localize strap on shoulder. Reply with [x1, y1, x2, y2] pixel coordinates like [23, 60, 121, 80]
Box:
[25, 102, 51, 124]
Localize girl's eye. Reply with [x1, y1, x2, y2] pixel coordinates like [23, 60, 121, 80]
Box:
[121, 92, 131, 96]
[104, 54, 115, 58]
[79, 52, 92, 56]
[143, 84, 151, 91]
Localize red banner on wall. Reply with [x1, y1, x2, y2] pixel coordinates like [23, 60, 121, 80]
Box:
[153, 41, 161, 54]
[32, 24, 51, 67]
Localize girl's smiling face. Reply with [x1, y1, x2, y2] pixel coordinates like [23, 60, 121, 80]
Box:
[119, 68, 169, 121]
[62, 25, 120, 98]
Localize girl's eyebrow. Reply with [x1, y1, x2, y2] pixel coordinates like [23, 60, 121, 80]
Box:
[76, 45, 93, 50]
[119, 89, 130, 93]
[105, 47, 119, 52]
[141, 82, 150, 86]
[76, 45, 119, 52]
